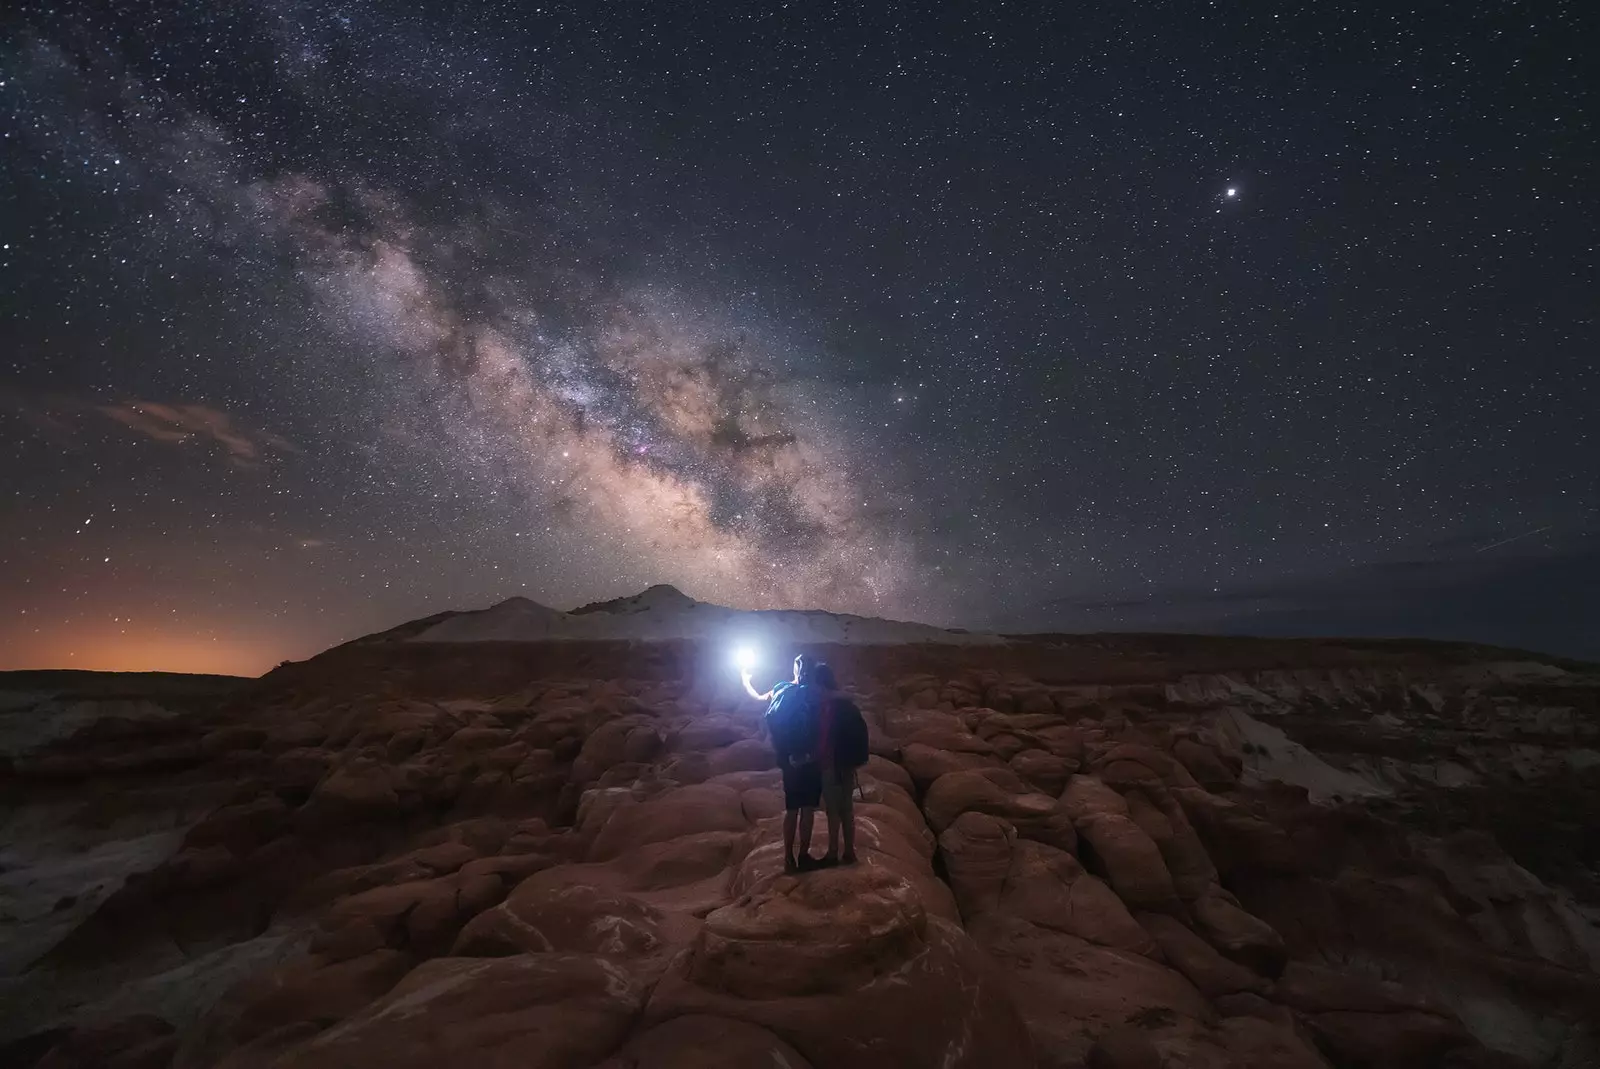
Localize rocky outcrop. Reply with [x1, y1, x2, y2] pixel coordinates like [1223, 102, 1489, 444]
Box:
[3, 634, 1597, 1068]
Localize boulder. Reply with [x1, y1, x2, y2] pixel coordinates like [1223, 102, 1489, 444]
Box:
[32, 1015, 176, 1069]
[218, 949, 413, 1044]
[1138, 912, 1266, 996]
[999, 841, 1156, 955]
[972, 914, 1209, 1066]
[1075, 811, 1182, 913]
[1190, 892, 1285, 976]
[1010, 750, 1077, 795]
[594, 1015, 813, 1069]
[706, 738, 774, 777]
[451, 882, 683, 958]
[1173, 738, 1238, 790]
[924, 768, 1056, 834]
[939, 811, 1016, 920]
[588, 783, 747, 861]
[644, 863, 1037, 1069]
[265, 954, 647, 1069]
[902, 743, 1003, 789]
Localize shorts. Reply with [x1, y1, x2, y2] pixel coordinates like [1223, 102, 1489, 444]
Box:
[781, 760, 822, 810]
[822, 764, 855, 824]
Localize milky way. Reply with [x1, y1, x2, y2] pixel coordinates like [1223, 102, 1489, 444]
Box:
[2, 0, 1596, 672]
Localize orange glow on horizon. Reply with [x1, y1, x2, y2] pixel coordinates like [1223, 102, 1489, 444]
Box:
[0, 626, 296, 677]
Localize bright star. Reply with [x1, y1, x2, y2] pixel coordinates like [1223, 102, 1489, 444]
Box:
[1225, 187, 1237, 197]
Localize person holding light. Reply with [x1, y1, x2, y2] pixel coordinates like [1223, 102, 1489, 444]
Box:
[742, 650, 823, 872]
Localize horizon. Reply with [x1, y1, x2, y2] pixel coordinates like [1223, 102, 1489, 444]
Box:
[3, 2, 1594, 675]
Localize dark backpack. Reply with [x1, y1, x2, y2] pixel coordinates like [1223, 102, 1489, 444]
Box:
[831, 697, 870, 769]
[765, 681, 818, 762]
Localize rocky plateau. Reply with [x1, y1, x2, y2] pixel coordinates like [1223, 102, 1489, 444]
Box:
[2, 590, 1598, 1068]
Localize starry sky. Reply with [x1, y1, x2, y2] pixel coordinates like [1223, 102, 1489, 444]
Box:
[3, 0, 1596, 675]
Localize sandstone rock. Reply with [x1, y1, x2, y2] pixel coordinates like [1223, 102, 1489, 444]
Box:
[673, 716, 748, 751]
[1173, 737, 1238, 790]
[594, 1014, 814, 1069]
[1086, 1026, 1163, 1069]
[706, 737, 773, 777]
[451, 881, 680, 957]
[1011, 749, 1077, 795]
[265, 954, 646, 1069]
[33, 1015, 176, 1069]
[973, 913, 1209, 1066]
[901, 742, 1003, 788]
[1000, 841, 1156, 954]
[1190, 892, 1285, 976]
[1075, 811, 1182, 912]
[646, 865, 1036, 1069]
[1138, 912, 1266, 996]
[219, 949, 413, 1044]
[924, 767, 1056, 834]
[939, 811, 1015, 919]
[588, 783, 747, 861]
[1214, 1015, 1333, 1069]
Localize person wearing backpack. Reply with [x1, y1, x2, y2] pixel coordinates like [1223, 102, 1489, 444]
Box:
[743, 652, 823, 872]
[814, 662, 868, 866]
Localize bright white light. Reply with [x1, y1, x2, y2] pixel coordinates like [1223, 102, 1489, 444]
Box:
[1225, 187, 1237, 197]
[733, 645, 759, 672]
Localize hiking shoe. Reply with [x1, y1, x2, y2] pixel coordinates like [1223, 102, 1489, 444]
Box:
[816, 854, 840, 869]
[795, 854, 822, 872]
[840, 851, 858, 866]
[784, 856, 800, 874]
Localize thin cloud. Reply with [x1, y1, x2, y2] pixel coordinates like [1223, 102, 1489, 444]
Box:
[96, 401, 299, 465]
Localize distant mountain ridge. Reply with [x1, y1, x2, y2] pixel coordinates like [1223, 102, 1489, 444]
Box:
[368, 584, 1002, 647]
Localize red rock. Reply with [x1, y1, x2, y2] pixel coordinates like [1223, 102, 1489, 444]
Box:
[1011, 749, 1077, 795]
[265, 954, 647, 1069]
[588, 783, 748, 861]
[1075, 811, 1182, 912]
[972, 914, 1209, 1065]
[923, 768, 1056, 834]
[451, 881, 682, 957]
[646, 865, 1036, 1069]
[1138, 912, 1266, 996]
[406, 872, 504, 956]
[594, 1014, 814, 1069]
[673, 716, 749, 751]
[220, 949, 413, 1043]
[1214, 1015, 1332, 1069]
[1000, 841, 1155, 955]
[1301, 1010, 1470, 1067]
[1173, 738, 1238, 790]
[901, 742, 1004, 789]
[706, 737, 774, 776]
[1189, 892, 1285, 976]
[939, 811, 1015, 919]
[33, 1015, 176, 1069]
[1086, 1026, 1163, 1069]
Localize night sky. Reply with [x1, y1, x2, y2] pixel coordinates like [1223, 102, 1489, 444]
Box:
[3, 1, 1596, 675]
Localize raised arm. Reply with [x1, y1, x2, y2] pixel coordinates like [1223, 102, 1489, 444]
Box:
[741, 670, 773, 703]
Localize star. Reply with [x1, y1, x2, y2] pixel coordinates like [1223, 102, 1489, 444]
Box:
[1225, 187, 1238, 198]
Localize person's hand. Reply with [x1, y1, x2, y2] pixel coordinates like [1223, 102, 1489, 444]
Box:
[740, 668, 753, 689]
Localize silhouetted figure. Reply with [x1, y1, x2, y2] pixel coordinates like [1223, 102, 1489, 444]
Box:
[744, 652, 822, 872]
[814, 662, 865, 866]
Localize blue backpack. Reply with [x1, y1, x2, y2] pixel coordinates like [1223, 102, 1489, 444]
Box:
[766, 681, 818, 762]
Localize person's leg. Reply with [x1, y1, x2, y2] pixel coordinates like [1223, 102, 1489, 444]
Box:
[821, 767, 841, 861]
[782, 807, 799, 871]
[798, 805, 815, 859]
[841, 770, 858, 862]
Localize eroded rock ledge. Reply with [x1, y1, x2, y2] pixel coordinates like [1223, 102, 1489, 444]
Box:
[2, 637, 1597, 1068]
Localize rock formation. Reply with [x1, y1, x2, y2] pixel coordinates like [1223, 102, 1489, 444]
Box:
[2, 604, 1597, 1067]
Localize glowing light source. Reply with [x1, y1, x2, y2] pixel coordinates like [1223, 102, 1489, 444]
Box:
[733, 645, 759, 672]
[1225, 187, 1237, 197]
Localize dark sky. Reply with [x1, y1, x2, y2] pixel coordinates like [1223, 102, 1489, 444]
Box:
[2, 0, 1596, 674]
